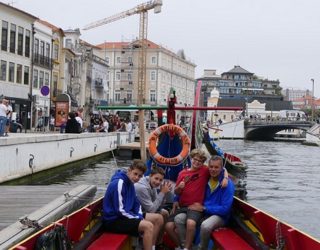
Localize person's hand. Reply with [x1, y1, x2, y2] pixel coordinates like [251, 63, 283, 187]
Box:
[160, 181, 172, 194]
[221, 177, 228, 188]
[177, 181, 185, 189]
[170, 201, 180, 215]
[188, 202, 204, 212]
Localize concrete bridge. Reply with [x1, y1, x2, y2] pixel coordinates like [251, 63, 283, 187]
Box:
[244, 120, 313, 140]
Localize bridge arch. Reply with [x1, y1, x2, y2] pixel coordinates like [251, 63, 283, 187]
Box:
[245, 121, 313, 140]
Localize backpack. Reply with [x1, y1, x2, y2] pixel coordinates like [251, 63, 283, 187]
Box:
[35, 225, 71, 250]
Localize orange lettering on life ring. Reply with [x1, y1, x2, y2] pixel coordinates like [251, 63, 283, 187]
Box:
[148, 124, 191, 166]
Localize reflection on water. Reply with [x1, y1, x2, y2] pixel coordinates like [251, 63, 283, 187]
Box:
[218, 140, 320, 239]
[7, 141, 320, 239]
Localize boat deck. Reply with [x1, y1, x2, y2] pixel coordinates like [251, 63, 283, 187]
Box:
[0, 185, 69, 230]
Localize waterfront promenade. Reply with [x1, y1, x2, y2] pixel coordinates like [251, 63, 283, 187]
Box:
[0, 131, 134, 183]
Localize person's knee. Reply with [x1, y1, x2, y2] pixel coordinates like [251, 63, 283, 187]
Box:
[200, 222, 211, 233]
[186, 219, 196, 229]
[174, 213, 186, 225]
[165, 221, 174, 232]
[155, 213, 164, 226]
[140, 220, 154, 233]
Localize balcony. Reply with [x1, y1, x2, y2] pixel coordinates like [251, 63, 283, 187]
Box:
[33, 53, 53, 69]
[94, 79, 104, 89]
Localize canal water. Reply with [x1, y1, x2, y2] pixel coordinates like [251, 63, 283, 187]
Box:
[3, 141, 320, 240]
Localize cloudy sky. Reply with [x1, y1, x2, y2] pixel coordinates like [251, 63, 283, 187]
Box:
[11, 0, 320, 97]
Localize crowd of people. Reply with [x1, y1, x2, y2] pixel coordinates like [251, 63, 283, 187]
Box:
[102, 149, 235, 250]
[53, 111, 135, 134]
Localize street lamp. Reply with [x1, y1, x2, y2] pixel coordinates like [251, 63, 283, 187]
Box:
[311, 78, 315, 121]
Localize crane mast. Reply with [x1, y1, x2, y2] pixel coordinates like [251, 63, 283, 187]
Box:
[83, 0, 162, 161]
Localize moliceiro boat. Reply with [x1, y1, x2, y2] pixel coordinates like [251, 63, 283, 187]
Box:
[8, 84, 320, 249]
[10, 192, 320, 249]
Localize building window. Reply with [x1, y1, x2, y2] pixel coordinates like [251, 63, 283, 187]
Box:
[34, 38, 39, 56]
[9, 62, 14, 82]
[150, 71, 156, 81]
[0, 60, 6, 81]
[105, 57, 109, 64]
[128, 72, 132, 81]
[151, 56, 156, 64]
[39, 71, 44, 88]
[1, 21, 8, 51]
[115, 91, 120, 102]
[116, 57, 121, 64]
[45, 72, 49, 86]
[25, 30, 30, 57]
[45, 43, 50, 57]
[33, 69, 38, 88]
[53, 44, 59, 60]
[53, 74, 58, 97]
[24, 66, 29, 85]
[150, 90, 156, 102]
[65, 38, 72, 49]
[40, 41, 44, 55]
[17, 27, 23, 55]
[128, 56, 132, 64]
[116, 71, 121, 81]
[10, 24, 16, 53]
[16, 64, 22, 83]
[127, 90, 132, 102]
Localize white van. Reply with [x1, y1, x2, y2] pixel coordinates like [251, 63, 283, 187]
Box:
[279, 110, 306, 121]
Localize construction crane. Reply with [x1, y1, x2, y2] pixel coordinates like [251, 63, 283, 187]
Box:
[83, 0, 163, 161]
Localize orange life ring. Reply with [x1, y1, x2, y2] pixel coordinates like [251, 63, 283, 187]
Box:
[148, 124, 191, 166]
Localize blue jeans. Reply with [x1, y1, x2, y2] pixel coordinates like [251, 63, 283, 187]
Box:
[0, 116, 7, 136]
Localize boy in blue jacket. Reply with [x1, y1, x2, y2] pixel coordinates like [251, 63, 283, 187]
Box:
[188, 155, 234, 250]
[103, 159, 163, 250]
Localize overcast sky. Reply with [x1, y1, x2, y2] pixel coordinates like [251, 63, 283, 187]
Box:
[10, 0, 320, 97]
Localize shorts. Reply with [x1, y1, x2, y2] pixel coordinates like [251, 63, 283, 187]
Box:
[6, 118, 10, 126]
[102, 217, 142, 237]
[168, 207, 203, 225]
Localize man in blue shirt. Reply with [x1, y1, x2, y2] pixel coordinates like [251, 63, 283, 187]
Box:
[188, 155, 234, 250]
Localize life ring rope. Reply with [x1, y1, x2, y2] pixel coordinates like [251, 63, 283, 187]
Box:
[148, 124, 191, 166]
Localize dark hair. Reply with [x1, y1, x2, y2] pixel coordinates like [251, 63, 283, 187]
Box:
[68, 112, 75, 119]
[208, 155, 223, 168]
[129, 159, 147, 173]
[150, 166, 165, 177]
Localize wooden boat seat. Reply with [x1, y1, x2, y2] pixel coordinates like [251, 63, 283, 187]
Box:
[211, 227, 254, 250]
[87, 232, 130, 250]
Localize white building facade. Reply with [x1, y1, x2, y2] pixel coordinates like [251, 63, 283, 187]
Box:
[95, 40, 196, 116]
[0, 3, 37, 128]
[32, 20, 53, 128]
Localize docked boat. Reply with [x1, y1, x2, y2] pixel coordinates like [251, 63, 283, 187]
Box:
[304, 123, 320, 146]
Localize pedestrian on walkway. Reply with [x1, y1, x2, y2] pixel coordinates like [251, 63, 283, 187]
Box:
[0, 98, 8, 137]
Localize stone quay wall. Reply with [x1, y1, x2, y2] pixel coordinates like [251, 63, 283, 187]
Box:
[0, 132, 134, 183]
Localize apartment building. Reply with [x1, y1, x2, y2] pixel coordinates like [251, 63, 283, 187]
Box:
[198, 66, 283, 107]
[0, 2, 37, 128]
[31, 20, 53, 128]
[95, 40, 196, 111]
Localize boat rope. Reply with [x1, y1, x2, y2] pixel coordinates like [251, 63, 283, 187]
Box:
[19, 216, 43, 229]
[275, 220, 285, 250]
[63, 192, 95, 202]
